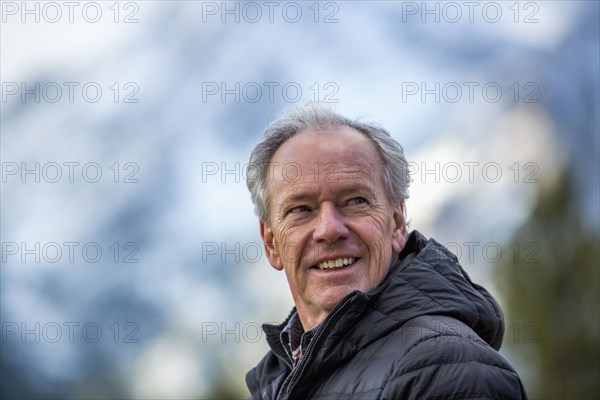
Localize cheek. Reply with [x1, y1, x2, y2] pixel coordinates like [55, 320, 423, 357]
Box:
[369, 211, 395, 242]
[275, 228, 305, 268]
[364, 213, 395, 263]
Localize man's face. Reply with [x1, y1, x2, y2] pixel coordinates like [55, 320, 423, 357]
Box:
[260, 127, 408, 329]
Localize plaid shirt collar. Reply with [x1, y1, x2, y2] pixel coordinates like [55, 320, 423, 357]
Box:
[279, 311, 318, 366]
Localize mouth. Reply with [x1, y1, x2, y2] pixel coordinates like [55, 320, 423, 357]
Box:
[313, 257, 358, 270]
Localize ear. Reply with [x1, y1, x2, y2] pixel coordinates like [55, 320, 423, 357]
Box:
[391, 201, 408, 253]
[260, 221, 284, 271]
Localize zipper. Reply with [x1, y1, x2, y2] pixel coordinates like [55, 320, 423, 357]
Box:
[277, 293, 359, 400]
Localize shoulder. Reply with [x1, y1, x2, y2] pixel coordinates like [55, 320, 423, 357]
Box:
[400, 315, 514, 369]
[381, 315, 527, 399]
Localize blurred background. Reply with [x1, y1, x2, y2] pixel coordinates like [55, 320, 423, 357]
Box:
[1, 1, 598, 399]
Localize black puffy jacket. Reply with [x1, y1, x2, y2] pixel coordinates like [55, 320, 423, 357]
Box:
[246, 231, 527, 399]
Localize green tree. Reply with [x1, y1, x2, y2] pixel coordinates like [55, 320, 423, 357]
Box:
[496, 172, 600, 399]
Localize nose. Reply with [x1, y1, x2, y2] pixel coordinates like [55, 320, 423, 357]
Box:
[313, 203, 349, 243]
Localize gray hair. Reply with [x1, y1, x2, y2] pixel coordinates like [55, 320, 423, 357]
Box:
[246, 104, 410, 222]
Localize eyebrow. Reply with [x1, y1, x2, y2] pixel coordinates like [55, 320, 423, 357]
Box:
[277, 193, 315, 212]
[278, 182, 374, 208]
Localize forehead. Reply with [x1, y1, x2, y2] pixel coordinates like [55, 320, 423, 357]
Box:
[267, 126, 385, 191]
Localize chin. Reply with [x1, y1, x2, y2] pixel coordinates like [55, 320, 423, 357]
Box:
[316, 285, 358, 311]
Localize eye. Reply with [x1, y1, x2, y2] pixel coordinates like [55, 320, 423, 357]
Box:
[348, 197, 367, 206]
[289, 205, 311, 214]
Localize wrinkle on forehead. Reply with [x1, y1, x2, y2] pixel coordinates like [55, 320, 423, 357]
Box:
[268, 127, 384, 186]
[266, 127, 387, 218]
[271, 163, 376, 193]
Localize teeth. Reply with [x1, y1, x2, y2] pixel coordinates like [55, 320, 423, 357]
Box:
[318, 257, 355, 270]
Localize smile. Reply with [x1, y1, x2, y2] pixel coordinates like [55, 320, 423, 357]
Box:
[316, 257, 356, 270]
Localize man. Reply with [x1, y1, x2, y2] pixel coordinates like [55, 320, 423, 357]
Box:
[245, 105, 527, 399]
